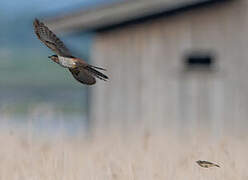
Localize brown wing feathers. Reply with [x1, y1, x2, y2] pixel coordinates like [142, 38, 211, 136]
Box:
[69, 68, 96, 85]
[69, 65, 108, 85]
[85, 66, 108, 81]
[33, 18, 72, 57]
[34, 18, 109, 85]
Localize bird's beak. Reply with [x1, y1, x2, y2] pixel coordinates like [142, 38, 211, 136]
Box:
[48, 56, 51, 58]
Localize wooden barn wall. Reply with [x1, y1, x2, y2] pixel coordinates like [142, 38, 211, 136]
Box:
[90, 0, 248, 135]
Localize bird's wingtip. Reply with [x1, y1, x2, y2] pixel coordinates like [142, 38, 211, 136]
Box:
[33, 18, 38, 26]
[33, 18, 41, 26]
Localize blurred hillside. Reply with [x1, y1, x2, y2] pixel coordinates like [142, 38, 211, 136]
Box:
[0, 0, 119, 134]
[0, 0, 119, 86]
[0, 15, 92, 87]
[0, 14, 90, 116]
[0, 1, 106, 124]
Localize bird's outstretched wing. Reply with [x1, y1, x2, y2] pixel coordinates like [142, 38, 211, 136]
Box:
[69, 67, 96, 85]
[69, 65, 108, 85]
[33, 18, 73, 57]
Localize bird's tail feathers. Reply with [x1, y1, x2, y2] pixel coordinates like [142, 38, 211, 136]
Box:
[86, 66, 109, 81]
[89, 65, 107, 71]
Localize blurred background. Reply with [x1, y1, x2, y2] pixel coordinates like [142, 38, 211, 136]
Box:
[1, 0, 248, 179]
[1, 0, 248, 137]
[0, 0, 118, 137]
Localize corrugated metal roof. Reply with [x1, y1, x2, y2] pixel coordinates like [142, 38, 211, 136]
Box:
[44, 0, 225, 33]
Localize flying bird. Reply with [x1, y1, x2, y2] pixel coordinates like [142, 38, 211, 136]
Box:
[33, 18, 108, 85]
[196, 160, 220, 168]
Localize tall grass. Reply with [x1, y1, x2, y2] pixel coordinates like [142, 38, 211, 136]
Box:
[0, 129, 246, 180]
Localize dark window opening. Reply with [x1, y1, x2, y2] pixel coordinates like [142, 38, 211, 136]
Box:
[184, 52, 215, 70]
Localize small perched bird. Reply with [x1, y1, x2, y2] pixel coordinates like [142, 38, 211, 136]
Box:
[196, 160, 220, 168]
[33, 18, 108, 85]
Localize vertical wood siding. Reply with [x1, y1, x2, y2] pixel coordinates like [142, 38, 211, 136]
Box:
[90, 0, 248, 135]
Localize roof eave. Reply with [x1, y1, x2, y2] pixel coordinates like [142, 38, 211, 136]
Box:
[44, 0, 229, 34]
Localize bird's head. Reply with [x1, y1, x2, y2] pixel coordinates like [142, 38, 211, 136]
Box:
[48, 55, 59, 64]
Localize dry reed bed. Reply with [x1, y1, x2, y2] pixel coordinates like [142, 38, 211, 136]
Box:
[0, 131, 247, 180]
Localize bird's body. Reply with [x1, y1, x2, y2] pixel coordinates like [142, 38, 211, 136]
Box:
[57, 55, 77, 68]
[33, 18, 108, 85]
[196, 160, 220, 168]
